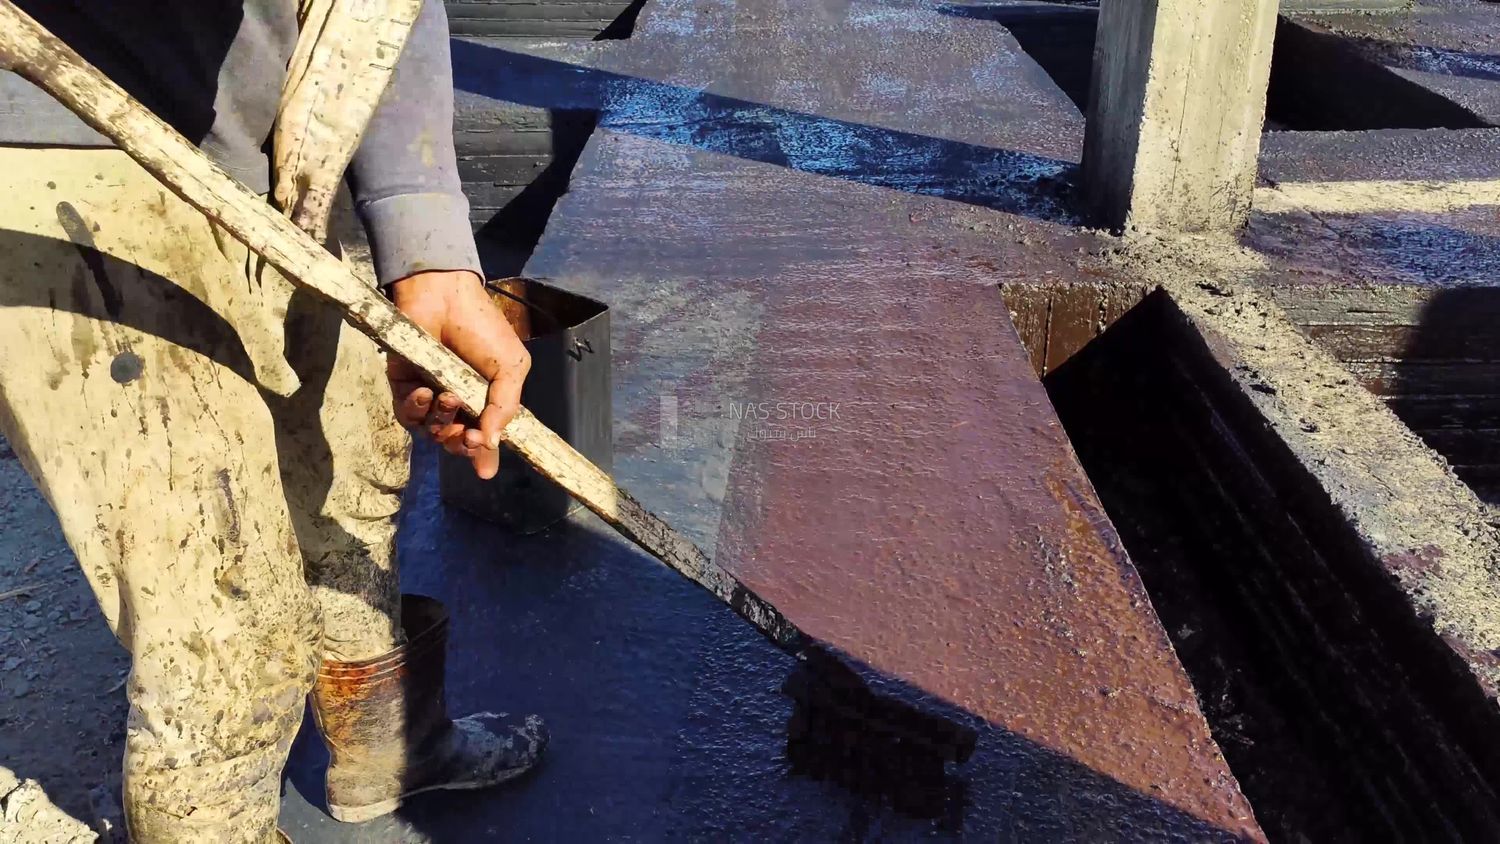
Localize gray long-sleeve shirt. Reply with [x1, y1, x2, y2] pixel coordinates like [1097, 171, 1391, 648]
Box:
[0, 0, 479, 286]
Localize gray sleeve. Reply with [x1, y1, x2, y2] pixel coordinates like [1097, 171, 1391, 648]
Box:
[347, 0, 480, 287]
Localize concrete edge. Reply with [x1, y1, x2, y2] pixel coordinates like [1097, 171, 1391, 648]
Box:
[1159, 273, 1500, 707]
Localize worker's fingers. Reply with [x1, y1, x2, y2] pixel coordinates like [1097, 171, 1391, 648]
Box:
[458, 428, 501, 479]
[456, 350, 524, 480]
[435, 283, 528, 477]
[457, 314, 528, 441]
[394, 385, 434, 429]
[386, 270, 530, 480]
[431, 421, 467, 444]
[424, 393, 461, 436]
[473, 441, 502, 480]
[481, 369, 524, 444]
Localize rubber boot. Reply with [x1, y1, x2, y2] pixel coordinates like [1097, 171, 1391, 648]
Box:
[311, 595, 547, 823]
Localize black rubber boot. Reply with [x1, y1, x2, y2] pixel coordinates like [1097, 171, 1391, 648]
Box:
[311, 595, 547, 823]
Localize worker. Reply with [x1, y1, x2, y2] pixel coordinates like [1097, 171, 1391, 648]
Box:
[0, 1, 543, 841]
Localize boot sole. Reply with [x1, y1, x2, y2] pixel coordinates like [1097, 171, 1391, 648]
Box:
[326, 764, 535, 824]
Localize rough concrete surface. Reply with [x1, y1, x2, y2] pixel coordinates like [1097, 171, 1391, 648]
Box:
[512, 0, 1261, 838]
[1265, 283, 1500, 500]
[1250, 129, 1500, 289]
[1259, 127, 1500, 185]
[1083, 0, 1278, 232]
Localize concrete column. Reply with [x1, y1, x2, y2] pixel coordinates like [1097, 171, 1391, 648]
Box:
[1081, 0, 1279, 233]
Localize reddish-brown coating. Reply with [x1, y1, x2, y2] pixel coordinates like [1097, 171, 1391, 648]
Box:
[518, 0, 1264, 837]
[712, 272, 1260, 838]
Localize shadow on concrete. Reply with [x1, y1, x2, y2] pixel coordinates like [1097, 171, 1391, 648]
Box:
[273, 442, 1253, 841]
[449, 39, 1079, 225]
[1267, 20, 1492, 130]
[938, 4, 1494, 133]
[937, 2, 1098, 113]
[1391, 275, 1500, 503]
[594, 0, 649, 41]
[469, 108, 598, 280]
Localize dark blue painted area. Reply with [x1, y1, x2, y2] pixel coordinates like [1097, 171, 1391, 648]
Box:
[1329, 218, 1500, 285]
[449, 39, 1078, 224]
[278, 444, 956, 841]
[282, 441, 717, 840]
[279, 447, 1248, 841]
[1406, 45, 1500, 82]
[1365, 42, 1500, 83]
[1249, 211, 1500, 287]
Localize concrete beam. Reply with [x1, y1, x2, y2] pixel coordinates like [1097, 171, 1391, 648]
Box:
[1082, 0, 1279, 233]
[1280, 0, 1410, 10]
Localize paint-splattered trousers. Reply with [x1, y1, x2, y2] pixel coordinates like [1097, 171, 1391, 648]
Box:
[0, 147, 410, 842]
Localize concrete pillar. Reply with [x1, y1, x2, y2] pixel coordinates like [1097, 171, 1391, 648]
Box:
[1081, 0, 1279, 233]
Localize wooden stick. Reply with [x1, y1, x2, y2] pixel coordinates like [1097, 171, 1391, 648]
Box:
[0, 0, 807, 655]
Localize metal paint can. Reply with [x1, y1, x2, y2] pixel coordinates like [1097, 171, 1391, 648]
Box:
[438, 277, 612, 533]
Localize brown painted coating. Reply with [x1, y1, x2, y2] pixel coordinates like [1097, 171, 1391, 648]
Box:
[521, 0, 1262, 836]
[1003, 282, 1155, 376]
[714, 275, 1260, 836]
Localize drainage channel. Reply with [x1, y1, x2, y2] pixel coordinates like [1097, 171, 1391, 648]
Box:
[1004, 283, 1500, 842]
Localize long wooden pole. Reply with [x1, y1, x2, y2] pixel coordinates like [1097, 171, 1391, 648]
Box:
[0, 0, 807, 656]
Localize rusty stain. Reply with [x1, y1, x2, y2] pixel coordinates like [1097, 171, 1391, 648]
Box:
[312, 596, 444, 760]
[1384, 544, 1446, 577]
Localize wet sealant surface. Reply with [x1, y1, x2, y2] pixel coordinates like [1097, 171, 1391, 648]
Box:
[440, 0, 1261, 839]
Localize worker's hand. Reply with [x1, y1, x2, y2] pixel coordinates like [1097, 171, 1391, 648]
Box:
[388, 270, 530, 480]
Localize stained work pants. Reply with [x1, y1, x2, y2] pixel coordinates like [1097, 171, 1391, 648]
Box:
[0, 148, 410, 842]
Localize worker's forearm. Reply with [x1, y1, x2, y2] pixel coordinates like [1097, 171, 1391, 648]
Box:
[347, 0, 480, 287]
